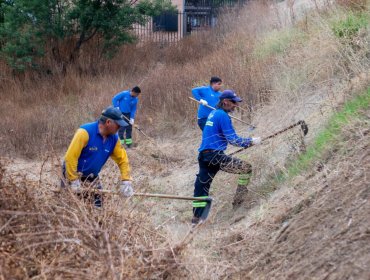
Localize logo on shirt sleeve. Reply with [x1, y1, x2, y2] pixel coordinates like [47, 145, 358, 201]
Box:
[206, 121, 213, 127]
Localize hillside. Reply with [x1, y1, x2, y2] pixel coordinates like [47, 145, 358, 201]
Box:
[1, 0, 370, 279]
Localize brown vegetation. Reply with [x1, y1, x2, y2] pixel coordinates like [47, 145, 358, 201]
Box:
[1, 0, 370, 279]
[337, 0, 368, 10]
[0, 1, 276, 158]
[0, 165, 189, 279]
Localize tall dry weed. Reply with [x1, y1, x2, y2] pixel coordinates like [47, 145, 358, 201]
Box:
[1, 0, 369, 160]
[336, 0, 368, 10]
[1, 1, 277, 158]
[0, 163, 187, 279]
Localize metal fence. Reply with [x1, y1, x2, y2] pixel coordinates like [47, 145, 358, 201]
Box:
[185, 0, 247, 10]
[132, 12, 186, 43]
[132, 0, 249, 43]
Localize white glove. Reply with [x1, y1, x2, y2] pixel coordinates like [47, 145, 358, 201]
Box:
[129, 118, 134, 125]
[252, 137, 262, 145]
[199, 99, 208, 106]
[120, 181, 134, 197]
[70, 179, 81, 192]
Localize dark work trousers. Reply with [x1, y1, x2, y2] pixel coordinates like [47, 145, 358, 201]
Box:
[193, 151, 252, 218]
[197, 117, 208, 131]
[61, 163, 103, 207]
[118, 113, 133, 146]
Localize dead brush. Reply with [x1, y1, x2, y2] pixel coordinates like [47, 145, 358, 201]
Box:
[0, 164, 188, 279]
[336, 0, 368, 10]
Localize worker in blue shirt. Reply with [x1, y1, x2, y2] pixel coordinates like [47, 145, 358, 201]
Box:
[191, 76, 222, 130]
[62, 106, 135, 207]
[191, 90, 262, 225]
[112, 86, 141, 148]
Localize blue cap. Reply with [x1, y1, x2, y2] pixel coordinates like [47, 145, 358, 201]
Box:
[101, 106, 128, 127]
[219, 90, 242, 102]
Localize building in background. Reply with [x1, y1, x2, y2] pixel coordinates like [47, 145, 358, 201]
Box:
[133, 0, 247, 43]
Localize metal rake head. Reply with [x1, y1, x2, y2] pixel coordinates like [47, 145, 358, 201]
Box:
[298, 120, 309, 136]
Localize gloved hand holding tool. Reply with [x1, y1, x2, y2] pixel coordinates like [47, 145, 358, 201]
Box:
[199, 99, 208, 106]
[70, 179, 81, 193]
[120, 181, 134, 197]
[251, 137, 262, 145]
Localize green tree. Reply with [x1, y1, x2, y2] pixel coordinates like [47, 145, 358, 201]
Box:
[0, 0, 173, 71]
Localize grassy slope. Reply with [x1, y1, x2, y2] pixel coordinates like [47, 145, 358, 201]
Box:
[286, 87, 370, 178]
[167, 4, 370, 278]
[224, 88, 370, 279]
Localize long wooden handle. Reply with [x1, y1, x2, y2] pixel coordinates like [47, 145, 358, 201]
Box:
[53, 188, 211, 202]
[120, 114, 152, 140]
[188, 97, 254, 127]
[228, 121, 307, 156]
[134, 193, 212, 201]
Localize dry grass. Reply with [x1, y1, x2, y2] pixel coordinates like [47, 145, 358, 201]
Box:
[336, 0, 368, 10]
[0, 1, 278, 158]
[129, 1, 370, 278]
[0, 163, 190, 279]
[1, 0, 370, 279]
[215, 103, 370, 279]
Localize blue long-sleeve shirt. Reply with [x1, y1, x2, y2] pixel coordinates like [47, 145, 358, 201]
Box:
[112, 90, 138, 119]
[199, 109, 252, 152]
[191, 85, 221, 119]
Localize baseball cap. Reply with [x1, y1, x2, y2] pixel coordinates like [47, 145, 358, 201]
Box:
[101, 106, 128, 127]
[219, 90, 242, 102]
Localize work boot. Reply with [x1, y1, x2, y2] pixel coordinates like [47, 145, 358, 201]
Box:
[232, 173, 251, 209]
[125, 138, 133, 148]
[94, 194, 102, 208]
[120, 139, 125, 146]
[191, 216, 203, 227]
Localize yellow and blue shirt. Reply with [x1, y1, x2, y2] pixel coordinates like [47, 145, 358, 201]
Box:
[191, 85, 221, 119]
[199, 109, 252, 152]
[64, 121, 131, 181]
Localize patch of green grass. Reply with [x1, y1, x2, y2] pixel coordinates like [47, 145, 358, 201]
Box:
[285, 87, 370, 179]
[253, 28, 306, 59]
[331, 12, 369, 39]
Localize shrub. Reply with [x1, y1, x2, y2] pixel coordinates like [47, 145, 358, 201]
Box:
[331, 12, 369, 39]
[0, 164, 186, 279]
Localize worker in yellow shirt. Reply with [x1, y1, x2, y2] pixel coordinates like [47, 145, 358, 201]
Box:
[62, 106, 134, 207]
